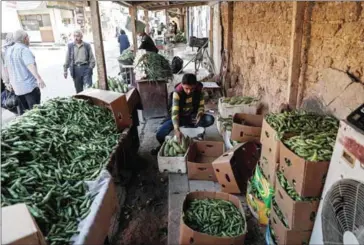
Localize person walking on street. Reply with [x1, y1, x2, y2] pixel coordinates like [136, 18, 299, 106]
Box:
[172, 21, 178, 35]
[157, 22, 165, 35]
[118, 29, 130, 54]
[3, 30, 46, 115]
[64, 30, 95, 93]
[1, 33, 15, 92]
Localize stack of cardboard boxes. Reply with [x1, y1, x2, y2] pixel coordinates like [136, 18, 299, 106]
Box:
[269, 140, 329, 245]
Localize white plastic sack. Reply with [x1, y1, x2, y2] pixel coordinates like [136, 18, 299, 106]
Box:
[70, 170, 112, 245]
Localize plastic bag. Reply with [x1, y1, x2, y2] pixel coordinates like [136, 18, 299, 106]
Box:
[70, 170, 113, 245]
[251, 165, 274, 209]
[1, 90, 18, 110]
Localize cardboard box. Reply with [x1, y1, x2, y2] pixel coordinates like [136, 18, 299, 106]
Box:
[158, 140, 189, 173]
[187, 141, 225, 181]
[231, 113, 263, 143]
[213, 143, 260, 194]
[126, 87, 142, 114]
[259, 146, 278, 187]
[260, 118, 281, 163]
[179, 191, 247, 245]
[218, 98, 260, 118]
[75, 89, 132, 131]
[279, 142, 330, 197]
[270, 207, 312, 245]
[275, 175, 319, 231]
[2, 203, 47, 245]
[81, 178, 118, 245]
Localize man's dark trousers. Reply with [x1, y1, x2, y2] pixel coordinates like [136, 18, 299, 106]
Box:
[73, 64, 92, 93]
[17, 87, 41, 115]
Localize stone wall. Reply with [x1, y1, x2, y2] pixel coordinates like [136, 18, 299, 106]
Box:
[220, 1, 364, 117]
[301, 2, 364, 119]
[221, 2, 293, 112]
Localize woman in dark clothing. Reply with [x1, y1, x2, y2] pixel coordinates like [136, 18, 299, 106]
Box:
[118, 29, 130, 54]
[138, 31, 158, 53]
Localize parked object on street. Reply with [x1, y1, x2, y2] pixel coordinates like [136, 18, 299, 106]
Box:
[179, 191, 247, 245]
[64, 30, 95, 94]
[4, 30, 46, 115]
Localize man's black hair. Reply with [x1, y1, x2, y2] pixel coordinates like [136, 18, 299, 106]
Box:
[120, 29, 126, 35]
[181, 73, 197, 85]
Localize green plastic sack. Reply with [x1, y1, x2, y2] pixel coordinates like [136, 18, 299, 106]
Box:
[251, 165, 274, 208]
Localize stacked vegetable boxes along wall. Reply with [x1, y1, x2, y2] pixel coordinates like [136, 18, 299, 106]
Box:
[261, 111, 339, 245]
[1, 98, 122, 245]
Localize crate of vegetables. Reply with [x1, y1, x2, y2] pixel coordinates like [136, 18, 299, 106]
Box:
[270, 205, 312, 245]
[279, 129, 338, 197]
[1, 97, 122, 245]
[158, 135, 191, 173]
[75, 88, 132, 131]
[218, 96, 260, 118]
[180, 191, 247, 245]
[274, 171, 320, 231]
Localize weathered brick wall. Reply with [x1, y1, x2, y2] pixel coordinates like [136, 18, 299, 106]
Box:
[220, 1, 364, 116]
[221, 2, 292, 112]
[301, 2, 364, 118]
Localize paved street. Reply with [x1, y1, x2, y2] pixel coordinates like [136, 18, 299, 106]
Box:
[1, 40, 120, 126]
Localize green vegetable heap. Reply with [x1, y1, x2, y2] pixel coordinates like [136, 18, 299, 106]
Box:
[92, 76, 129, 93]
[266, 110, 339, 161]
[221, 96, 258, 106]
[1, 98, 120, 245]
[218, 115, 233, 132]
[283, 131, 336, 161]
[118, 49, 134, 64]
[161, 135, 190, 157]
[276, 171, 319, 202]
[265, 110, 339, 139]
[136, 52, 173, 80]
[184, 198, 246, 237]
[272, 198, 289, 228]
[174, 31, 187, 43]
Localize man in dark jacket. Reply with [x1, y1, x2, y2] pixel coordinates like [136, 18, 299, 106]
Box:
[151, 73, 215, 154]
[64, 30, 95, 93]
[138, 31, 158, 53]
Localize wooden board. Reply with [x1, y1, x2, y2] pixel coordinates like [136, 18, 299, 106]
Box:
[137, 80, 168, 118]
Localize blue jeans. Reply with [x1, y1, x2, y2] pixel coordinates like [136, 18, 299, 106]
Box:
[156, 114, 215, 144]
[73, 65, 93, 93]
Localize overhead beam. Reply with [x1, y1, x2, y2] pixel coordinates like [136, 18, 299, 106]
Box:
[89, 1, 108, 90]
[148, 2, 207, 11]
[112, 1, 133, 7]
[287, 2, 305, 109]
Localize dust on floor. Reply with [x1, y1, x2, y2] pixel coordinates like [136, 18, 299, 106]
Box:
[111, 119, 168, 245]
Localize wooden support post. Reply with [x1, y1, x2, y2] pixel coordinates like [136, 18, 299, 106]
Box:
[287, 2, 305, 109]
[226, 2, 233, 72]
[209, 6, 214, 60]
[144, 10, 150, 33]
[130, 6, 137, 53]
[165, 9, 169, 25]
[89, 0, 107, 90]
[185, 7, 189, 40]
